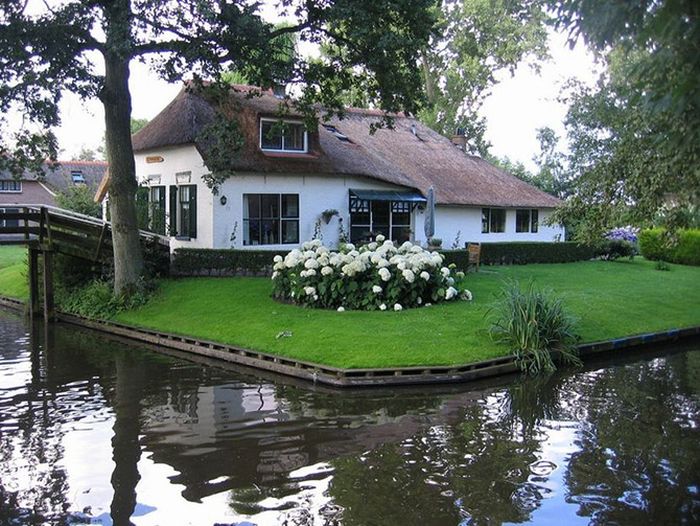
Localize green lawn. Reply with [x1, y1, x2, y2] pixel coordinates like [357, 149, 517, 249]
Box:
[0, 246, 28, 300]
[0, 247, 698, 369]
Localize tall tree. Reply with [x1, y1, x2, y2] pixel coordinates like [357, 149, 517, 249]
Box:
[0, 0, 436, 294]
[548, 0, 700, 239]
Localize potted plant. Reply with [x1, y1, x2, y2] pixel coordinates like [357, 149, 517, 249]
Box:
[321, 208, 339, 224]
[428, 237, 442, 250]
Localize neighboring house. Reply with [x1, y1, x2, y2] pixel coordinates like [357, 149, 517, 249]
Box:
[98, 84, 563, 251]
[0, 160, 107, 228]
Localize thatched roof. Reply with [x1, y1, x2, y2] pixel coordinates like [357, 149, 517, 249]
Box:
[1, 160, 107, 193]
[132, 85, 561, 208]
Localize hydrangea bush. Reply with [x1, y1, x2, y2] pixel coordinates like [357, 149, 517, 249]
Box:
[272, 235, 472, 311]
[604, 226, 639, 244]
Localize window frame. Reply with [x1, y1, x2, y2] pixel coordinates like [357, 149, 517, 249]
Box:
[481, 208, 506, 234]
[515, 208, 540, 233]
[0, 180, 22, 193]
[243, 193, 300, 246]
[259, 118, 308, 153]
[349, 197, 413, 244]
[177, 184, 197, 239]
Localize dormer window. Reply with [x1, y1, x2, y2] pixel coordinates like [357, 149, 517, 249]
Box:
[260, 118, 307, 153]
[71, 170, 86, 184]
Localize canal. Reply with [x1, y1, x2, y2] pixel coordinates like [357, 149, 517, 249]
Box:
[0, 309, 698, 525]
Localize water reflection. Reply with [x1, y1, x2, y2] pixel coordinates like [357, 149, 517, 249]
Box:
[0, 309, 698, 525]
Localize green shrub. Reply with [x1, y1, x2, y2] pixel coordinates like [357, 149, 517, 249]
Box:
[440, 242, 595, 269]
[639, 228, 700, 266]
[172, 248, 286, 276]
[58, 278, 155, 319]
[489, 280, 582, 375]
[595, 239, 636, 260]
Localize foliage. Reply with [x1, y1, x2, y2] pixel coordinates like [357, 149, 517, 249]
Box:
[172, 248, 283, 276]
[440, 242, 595, 268]
[489, 280, 581, 374]
[0, 246, 28, 300]
[654, 260, 670, 272]
[419, 0, 549, 154]
[54, 185, 102, 218]
[271, 237, 471, 311]
[548, 0, 700, 238]
[58, 278, 155, 320]
[596, 239, 635, 261]
[639, 228, 700, 266]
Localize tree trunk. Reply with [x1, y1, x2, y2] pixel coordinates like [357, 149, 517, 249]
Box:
[102, 0, 144, 295]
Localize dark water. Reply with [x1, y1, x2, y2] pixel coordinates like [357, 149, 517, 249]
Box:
[0, 310, 698, 526]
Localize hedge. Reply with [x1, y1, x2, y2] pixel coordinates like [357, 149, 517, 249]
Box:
[172, 248, 287, 276]
[639, 228, 700, 266]
[441, 242, 596, 269]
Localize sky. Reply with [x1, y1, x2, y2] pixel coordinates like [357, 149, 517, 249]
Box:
[37, 12, 599, 173]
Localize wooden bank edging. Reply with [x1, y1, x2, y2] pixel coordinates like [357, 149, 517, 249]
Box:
[1, 295, 698, 387]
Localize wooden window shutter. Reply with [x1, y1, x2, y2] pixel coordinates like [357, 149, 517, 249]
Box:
[188, 185, 197, 239]
[169, 185, 178, 236]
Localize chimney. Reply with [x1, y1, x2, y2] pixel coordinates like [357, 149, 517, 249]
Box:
[451, 127, 466, 151]
[272, 83, 286, 99]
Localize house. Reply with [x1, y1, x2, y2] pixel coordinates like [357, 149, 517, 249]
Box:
[99, 84, 563, 250]
[0, 160, 107, 227]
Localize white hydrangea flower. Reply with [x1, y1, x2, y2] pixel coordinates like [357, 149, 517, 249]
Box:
[372, 285, 382, 294]
[273, 255, 283, 263]
[417, 297, 422, 305]
[305, 258, 319, 269]
[377, 258, 390, 268]
[367, 242, 378, 250]
[394, 303, 403, 311]
[379, 303, 387, 311]
[337, 306, 345, 312]
[456, 271, 465, 279]
[460, 289, 473, 301]
[273, 261, 285, 271]
[402, 269, 415, 283]
[420, 271, 430, 281]
[313, 294, 319, 301]
[321, 266, 333, 276]
[271, 271, 279, 280]
[397, 261, 407, 271]
[376, 234, 385, 243]
[441, 267, 450, 278]
[306, 269, 317, 277]
[344, 243, 356, 251]
[304, 286, 316, 296]
[378, 267, 391, 282]
[411, 245, 423, 253]
[445, 286, 458, 300]
[300, 270, 308, 278]
[446, 277, 454, 286]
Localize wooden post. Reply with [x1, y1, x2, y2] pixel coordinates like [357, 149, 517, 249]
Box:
[28, 248, 40, 318]
[42, 250, 55, 322]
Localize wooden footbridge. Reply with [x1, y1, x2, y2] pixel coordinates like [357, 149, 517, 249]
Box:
[0, 205, 170, 321]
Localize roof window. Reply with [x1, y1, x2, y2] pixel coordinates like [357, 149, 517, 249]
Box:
[71, 170, 86, 184]
[260, 119, 307, 153]
[322, 124, 352, 143]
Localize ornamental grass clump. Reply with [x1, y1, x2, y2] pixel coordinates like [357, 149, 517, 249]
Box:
[271, 235, 472, 311]
[489, 280, 582, 375]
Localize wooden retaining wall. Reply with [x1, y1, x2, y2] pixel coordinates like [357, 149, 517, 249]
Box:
[0, 295, 698, 388]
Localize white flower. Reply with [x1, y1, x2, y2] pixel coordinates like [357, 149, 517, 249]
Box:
[394, 303, 403, 311]
[445, 286, 458, 300]
[304, 286, 316, 296]
[379, 303, 387, 311]
[441, 267, 450, 278]
[337, 306, 345, 312]
[313, 294, 319, 301]
[446, 277, 455, 286]
[378, 267, 391, 282]
[460, 289, 473, 301]
[304, 258, 319, 269]
[425, 303, 432, 307]
[271, 271, 279, 280]
[376, 234, 385, 243]
[367, 242, 378, 250]
[273, 261, 285, 271]
[417, 297, 422, 305]
[372, 285, 382, 294]
[321, 266, 333, 276]
[456, 271, 465, 279]
[420, 271, 430, 281]
[306, 269, 317, 277]
[273, 255, 283, 263]
[402, 269, 415, 283]
[344, 243, 356, 251]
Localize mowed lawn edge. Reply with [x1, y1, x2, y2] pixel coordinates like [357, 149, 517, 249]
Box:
[0, 246, 698, 369]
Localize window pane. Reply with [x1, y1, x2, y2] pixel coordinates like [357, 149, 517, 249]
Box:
[282, 220, 299, 243]
[371, 201, 390, 230]
[282, 194, 299, 218]
[244, 219, 260, 245]
[392, 226, 411, 244]
[490, 209, 505, 233]
[516, 209, 530, 233]
[531, 209, 539, 233]
[261, 121, 283, 150]
[481, 208, 489, 233]
[284, 124, 305, 151]
[261, 194, 279, 219]
[351, 226, 372, 244]
[244, 194, 261, 220]
[261, 219, 280, 244]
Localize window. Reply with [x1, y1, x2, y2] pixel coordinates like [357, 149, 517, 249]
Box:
[168, 185, 197, 238]
[149, 186, 166, 235]
[243, 194, 299, 245]
[70, 170, 86, 184]
[350, 199, 412, 244]
[260, 119, 307, 153]
[0, 180, 22, 193]
[482, 208, 506, 233]
[516, 209, 539, 233]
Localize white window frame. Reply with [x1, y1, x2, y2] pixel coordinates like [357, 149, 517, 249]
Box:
[0, 180, 22, 193]
[259, 118, 308, 153]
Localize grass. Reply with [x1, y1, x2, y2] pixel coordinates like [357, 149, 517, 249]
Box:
[0, 246, 28, 300]
[0, 247, 698, 369]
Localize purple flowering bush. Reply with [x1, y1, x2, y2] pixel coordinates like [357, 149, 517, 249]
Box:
[604, 226, 639, 244]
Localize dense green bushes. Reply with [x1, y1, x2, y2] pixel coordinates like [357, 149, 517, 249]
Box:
[441, 242, 595, 269]
[172, 248, 285, 276]
[639, 228, 700, 266]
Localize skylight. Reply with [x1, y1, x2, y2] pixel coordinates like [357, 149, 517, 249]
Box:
[322, 124, 352, 143]
[70, 170, 86, 184]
